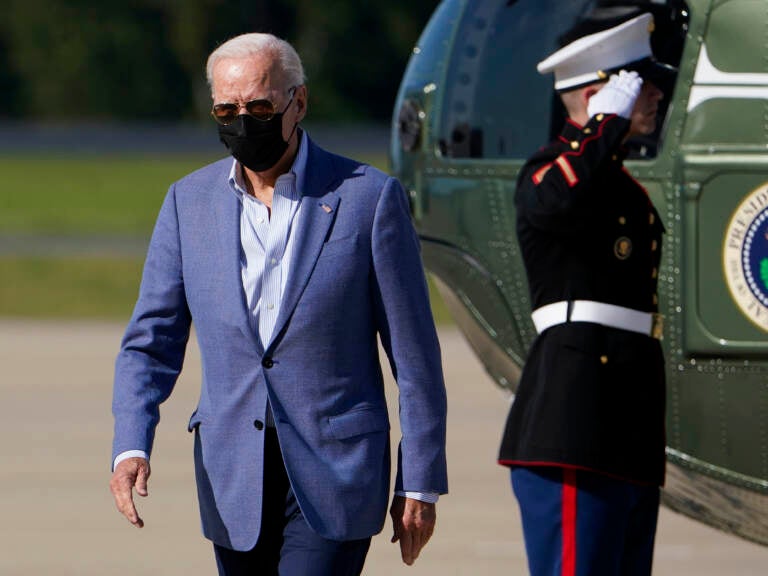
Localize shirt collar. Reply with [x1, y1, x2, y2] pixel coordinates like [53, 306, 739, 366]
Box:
[227, 128, 309, 200]
[560, 118, 585, 143]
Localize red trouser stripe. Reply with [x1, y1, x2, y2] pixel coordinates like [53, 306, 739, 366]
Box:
[562, 469, 577, 576]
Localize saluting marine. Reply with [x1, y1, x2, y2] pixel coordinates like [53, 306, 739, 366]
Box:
[498, 10, 676, 576]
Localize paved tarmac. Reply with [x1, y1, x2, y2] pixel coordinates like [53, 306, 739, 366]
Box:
[2, 320, 767, 575]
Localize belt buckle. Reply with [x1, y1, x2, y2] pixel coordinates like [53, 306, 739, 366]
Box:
[651, 313, 664, 340]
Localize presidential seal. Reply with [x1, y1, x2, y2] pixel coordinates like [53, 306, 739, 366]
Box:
[723, 182, 768, 332]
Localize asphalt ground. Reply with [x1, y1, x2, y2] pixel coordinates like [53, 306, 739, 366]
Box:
[2, 321, 767, 575]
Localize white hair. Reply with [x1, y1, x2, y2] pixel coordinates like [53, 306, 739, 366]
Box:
[206, 33, 306, 93]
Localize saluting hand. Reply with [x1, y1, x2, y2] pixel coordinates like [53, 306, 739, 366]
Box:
[390, 495, 436, 565]
[110, 457, 151, 528]
[587, 69, 643, 120]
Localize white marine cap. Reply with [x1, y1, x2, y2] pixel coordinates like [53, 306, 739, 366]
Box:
[537, 12, 669, 92]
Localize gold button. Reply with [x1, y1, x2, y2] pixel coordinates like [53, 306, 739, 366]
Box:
[651, 240, 658, 251]
[596, 114, 604, 121]
[571, 141, 579, 150]
[652, 268, 658, 279]
[653, 294, 658, 305]
[649, 213, 655, 225]
[583, 128, 592, 134]
[612, 154, 618, 161]
[600, 355, 609, 365]
[619, 216, 626, 225]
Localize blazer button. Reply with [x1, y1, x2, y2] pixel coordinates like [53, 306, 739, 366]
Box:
[253, 420, 264, 430]
[262, 357, 274, 368]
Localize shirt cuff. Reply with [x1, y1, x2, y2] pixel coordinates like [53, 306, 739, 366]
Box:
[113, 450, 149, 471]
[395, 490, 439, 504]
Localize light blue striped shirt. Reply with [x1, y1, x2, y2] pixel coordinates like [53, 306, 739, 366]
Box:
[229, 131, 306, 350]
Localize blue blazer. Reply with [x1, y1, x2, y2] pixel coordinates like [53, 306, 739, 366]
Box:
[112, 138, 448, 551]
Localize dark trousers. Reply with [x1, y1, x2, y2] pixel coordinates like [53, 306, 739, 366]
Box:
[213, 428, 371, 576]
[511, 466, 659, 576]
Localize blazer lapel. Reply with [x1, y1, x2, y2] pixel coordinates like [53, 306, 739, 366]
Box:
[268, 143, 339, 350]
[214, 180, 262, 350]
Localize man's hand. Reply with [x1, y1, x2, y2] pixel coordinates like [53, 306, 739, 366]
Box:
[587, 69, 643, 119]
[389, 495, 436, 565]
[109, 457, 151, 528]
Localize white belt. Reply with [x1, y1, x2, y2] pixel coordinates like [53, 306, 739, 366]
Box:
[531, 300, 663, 339]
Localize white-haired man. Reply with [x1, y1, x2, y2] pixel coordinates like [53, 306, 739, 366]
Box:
[109, 33, 448, 576]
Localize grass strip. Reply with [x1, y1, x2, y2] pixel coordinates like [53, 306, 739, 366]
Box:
[0, 257, 143, 319]
[0, 153, 388, 236]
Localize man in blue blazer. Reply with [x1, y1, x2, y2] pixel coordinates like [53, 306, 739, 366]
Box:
[109, 33, 448, 576]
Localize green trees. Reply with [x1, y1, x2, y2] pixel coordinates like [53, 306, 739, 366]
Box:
[0, 0, 435, 122]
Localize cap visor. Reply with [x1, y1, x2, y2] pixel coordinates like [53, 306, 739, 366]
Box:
[623, 58, 677, 85]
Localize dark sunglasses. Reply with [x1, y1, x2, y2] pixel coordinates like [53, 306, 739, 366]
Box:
[211, 86, 297, 126]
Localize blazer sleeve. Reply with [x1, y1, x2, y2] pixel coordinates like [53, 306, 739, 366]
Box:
[111, 183, 192, 464]
[370, 176, 448, 495]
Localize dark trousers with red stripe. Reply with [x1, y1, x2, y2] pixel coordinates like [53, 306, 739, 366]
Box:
[511, 466, 659, 576]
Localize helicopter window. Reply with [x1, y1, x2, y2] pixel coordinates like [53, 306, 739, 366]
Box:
[437, 0, 688, 161]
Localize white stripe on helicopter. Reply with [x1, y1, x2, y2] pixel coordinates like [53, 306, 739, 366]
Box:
[687, 44, 768, 111]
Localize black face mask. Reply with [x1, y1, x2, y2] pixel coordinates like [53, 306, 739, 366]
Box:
[217, 99, 297, 172]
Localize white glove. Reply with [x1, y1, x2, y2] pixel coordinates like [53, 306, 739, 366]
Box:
[587, 70, 643, 120]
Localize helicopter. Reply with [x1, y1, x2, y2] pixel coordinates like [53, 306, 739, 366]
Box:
[390, 0, 768, 547]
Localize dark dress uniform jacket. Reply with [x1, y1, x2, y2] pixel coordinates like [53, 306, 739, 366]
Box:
[499, 114, 666, 486]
